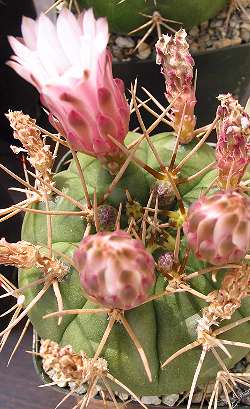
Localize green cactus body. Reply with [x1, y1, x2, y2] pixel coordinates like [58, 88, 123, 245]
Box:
[20, 133, 250, 396]
[78, 0, 227, 33]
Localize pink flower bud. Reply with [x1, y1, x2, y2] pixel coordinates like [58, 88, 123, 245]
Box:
[216, 94, 250, 188]
[7, 9, 130, 161]
[183, 191, 250, 265]
[74, 231, 155, 310]
[156, 29, 196, 144]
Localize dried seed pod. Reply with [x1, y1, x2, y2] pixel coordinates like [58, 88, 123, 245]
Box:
[183, 191, 250, 265]
[74, 230, 155, 310]
[0, 238, 39, 269]
[6, 111, 53, 190]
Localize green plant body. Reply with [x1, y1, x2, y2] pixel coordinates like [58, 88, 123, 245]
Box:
[78, 0, 227, 33]
[19, 133, 250, 396]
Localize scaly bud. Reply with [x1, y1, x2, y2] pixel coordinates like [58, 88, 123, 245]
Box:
[183, 191, 250, 265]
[151, 180, 176, 210]
[96, 205, 118, 231]
[157, 252, 174, 276]
[156, 29, 196, 144]
[216, 94, 250, 188]
[74, 230, 155, 310]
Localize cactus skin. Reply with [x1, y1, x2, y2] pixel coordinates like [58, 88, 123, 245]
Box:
[19, 132, 250, 396]
[78, 0, 227, 33]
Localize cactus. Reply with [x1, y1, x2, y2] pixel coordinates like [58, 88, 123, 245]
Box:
[1, 6, 250, 409]
[78, 0, 227, 33]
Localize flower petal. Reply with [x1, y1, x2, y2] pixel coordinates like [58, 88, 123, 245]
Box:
[21, 16, 37, 50]
[37, 13, 69, 78]
[56, 8, 82, 67]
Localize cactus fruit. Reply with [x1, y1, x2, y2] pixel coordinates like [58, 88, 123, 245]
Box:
[1, 6, 250, 408]
[78, 0, 227, 33]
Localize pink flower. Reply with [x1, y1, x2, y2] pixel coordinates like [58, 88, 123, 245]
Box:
[216, 94, 250, 188]
[156, 29, 196, 144]
[74, 230, 155, 310]
[183, 191, 250, 266]
[8, 9, 130, 161]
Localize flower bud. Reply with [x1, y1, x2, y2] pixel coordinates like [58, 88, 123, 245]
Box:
[96, 205, 118, 231]
[74, 231, 155, 310]
[183, 191, 250, 265]
[157, 252, 174, 276]
[216, 94, 250, 188]
[156, 29, 196, 144]
[151, 180, 176, 210]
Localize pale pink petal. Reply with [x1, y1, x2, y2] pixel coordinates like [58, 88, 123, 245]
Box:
[56, 8, 82, 66]
[8, 36, 33, 63]
[37, 13, 69, 77]
[82, 8, 96, 38]
[9, 53, 48, 88]
[21, 16, 37, 50]
[95, 17, 109, 52]
[6, 60, 37, 87]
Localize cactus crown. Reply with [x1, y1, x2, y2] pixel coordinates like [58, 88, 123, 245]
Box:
[0, 4, 250, 409]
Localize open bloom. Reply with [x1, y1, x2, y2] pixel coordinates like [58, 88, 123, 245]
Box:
[8, 9, 130, 162]
[156, 29, 196, 144]
[216, 94, 250, 188]
[183, 191, 250, 265]
[74, 230, 155, 310]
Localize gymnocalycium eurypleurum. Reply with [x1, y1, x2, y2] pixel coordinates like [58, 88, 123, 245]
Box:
[0, 6, 250, 409]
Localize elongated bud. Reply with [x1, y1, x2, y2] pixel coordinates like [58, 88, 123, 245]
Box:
[183, 191, 250, 265]
[74, 230, 155, 310]
[216, 94, 250, 188]
[156, 29, 196, 144]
